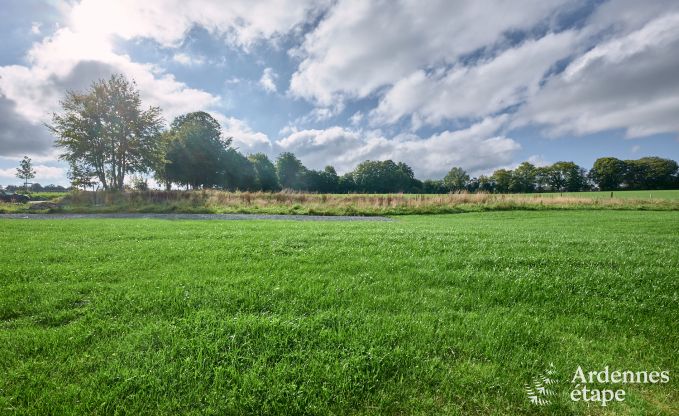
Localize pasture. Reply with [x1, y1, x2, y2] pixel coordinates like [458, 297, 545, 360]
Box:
[1, 211, 677, 414]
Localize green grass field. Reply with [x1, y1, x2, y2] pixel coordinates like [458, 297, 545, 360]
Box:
[521, 189, 679, 200]
[1, 211, 677, 414]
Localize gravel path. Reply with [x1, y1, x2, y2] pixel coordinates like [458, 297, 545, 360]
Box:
[0, 213, 392, 222]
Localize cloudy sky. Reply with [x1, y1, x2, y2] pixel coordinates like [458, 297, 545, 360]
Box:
[1, 0, 679, 186]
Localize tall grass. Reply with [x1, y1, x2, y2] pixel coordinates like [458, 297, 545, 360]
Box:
[28, 190, 678, 215]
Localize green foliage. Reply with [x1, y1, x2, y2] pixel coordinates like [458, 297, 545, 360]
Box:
[49, 74, 164, 190]
[589, 157, 627, 190]
[623, 157, 678, 190]
[248, 153, 281, 191]
[443, 167, 469, 191]
[275, 152, 306, 190]
[351, 160, 417, 193]
[491, 169, 512, 193]
[15, 156, 36, 192]
[1, 211, 677, 414]
[163, 112, 232, 189]
[509, 162, 537, 193]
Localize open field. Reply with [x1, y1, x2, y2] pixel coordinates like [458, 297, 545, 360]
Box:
[520, 190, 679, 200]
[1, 211, 677, 414]
[2, 190, 679, 215]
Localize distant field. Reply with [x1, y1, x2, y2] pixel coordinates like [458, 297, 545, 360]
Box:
[1, 211, 677, 414]
[521, 189, 679, 200]
[3, 189, 679, 215]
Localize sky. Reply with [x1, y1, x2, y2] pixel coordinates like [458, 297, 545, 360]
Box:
[1, 0, 679, 186]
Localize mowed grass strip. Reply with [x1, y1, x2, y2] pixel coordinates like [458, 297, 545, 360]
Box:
[0, 211, 677, 415]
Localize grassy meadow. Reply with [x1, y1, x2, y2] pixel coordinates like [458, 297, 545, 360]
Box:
[2, 189, 679, 216]
[1, 211, 677, 414]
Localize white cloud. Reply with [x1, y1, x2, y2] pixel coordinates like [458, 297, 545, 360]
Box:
[259, 67, 278, 93]
[67, 0, 328, 48]
[371, 31, 578, 127]
[289, 0, 574, 105]
[217, 116, 273, 155]
[0, 165, 65, 182]
[172, 53, 204, 66]
[31, 22, 42, 35]
[277, 116, 520, 178]
[517, 13, 679, 138]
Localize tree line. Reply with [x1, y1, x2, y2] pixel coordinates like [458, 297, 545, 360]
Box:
[46, 74, 679, 194]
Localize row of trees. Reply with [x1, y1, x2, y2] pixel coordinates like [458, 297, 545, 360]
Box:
[49, 74, 679, 194]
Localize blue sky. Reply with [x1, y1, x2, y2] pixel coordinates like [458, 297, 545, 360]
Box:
[1, 0, 679, 186]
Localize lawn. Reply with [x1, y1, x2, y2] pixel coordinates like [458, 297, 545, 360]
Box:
[1, 211, 677, 415]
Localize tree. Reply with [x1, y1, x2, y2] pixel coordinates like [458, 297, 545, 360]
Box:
[351, 160, 415, 193]
[491, 169, 512, 193]
[443, 167, 469, 192]
[221, 148, 257, 191]
[589, 157, 627, 190]
[16, 156, 36, 192]
[276, 152, 306, 190]
[49, 74, 164, 190]
[541, 162, 587, 192]
[510, 162, 537, 193]
[248, 153, 280, 191]
[623, 157, 678, 189]
[163, 112, 231, 189]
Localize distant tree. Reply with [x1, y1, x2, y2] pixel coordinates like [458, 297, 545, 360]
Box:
[623, 157, 678, 190]
[589, 157, 627, 190]
[49, 74, 164, 190]
[510, 162, 537, 193]
[422, 179, 447, 194]
[16, 156, 36, 192]
[351, 160, 414, 193]
[222, 148, 257, 191]
[491, 169, 512, 193]
[248, 153, 280, 191]
[338, 173, 356, 193]
[477, 175, 494, 193]
[443, 167, 470, 192]
[541, 162, 587, 192]
[30, 183, 43, 192]
[276, 152, 306, 190]
[315, 166, 340, 193]
[163, 112, 230, 189]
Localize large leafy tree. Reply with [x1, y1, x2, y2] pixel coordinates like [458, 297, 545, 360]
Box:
[351, 160, 415, 193]
[510, 162, 537, 193]
[49, 74, 164, 190]
[491, 169, 512, 193]
[248, 153, 280, 191]
[276, 152, 306, 190]
[443, 167, 470, 192]
[163, 112, 231, 189]
[623, 157, 678, 189]
[589, 157, 627, 190]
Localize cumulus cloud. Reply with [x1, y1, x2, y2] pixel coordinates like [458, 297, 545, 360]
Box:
[0, 164, 65, 182]
[277, 116, 520, 178]
[259, 67, 278, 93]
[371, 31, 578, 127]
[517, 13, 679, 138]
[67, 0, 329, 48]
[289, 0, 574, 105]
[217, 116, 273, 155]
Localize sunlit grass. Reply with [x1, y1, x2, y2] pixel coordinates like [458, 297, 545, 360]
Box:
[1, 211, 677, 414]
